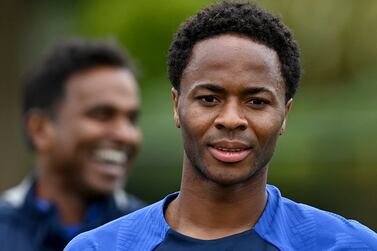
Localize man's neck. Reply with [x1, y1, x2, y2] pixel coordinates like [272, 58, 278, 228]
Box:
[165, 162, 268, 240]
[36, 162, 88, 225]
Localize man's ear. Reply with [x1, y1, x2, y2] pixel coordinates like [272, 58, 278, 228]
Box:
[171, 88, 180, 128]
[26, 110, 55, 152]
[280, 98, 293, 135]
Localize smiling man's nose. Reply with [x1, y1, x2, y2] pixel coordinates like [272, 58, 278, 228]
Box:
[110, 119, 141, 146]
[214, 101, 247, 131]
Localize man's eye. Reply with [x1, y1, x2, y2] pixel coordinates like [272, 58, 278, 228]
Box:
[247, 99, 269, 106]
[87, 108, 114, 120]
[128, 111, 139, 125]
[199, 96, 218, 103]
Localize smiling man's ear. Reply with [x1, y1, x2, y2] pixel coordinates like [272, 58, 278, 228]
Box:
[171, 88, 180, 128]
[280, 98, 293, 135]
[26, 110, 56, 152]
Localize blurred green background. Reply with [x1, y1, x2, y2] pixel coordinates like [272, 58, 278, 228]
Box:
[1, 0, 376, 230]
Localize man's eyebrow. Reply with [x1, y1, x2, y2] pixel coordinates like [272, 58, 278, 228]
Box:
[191, 83, 225, 93]
[85, 103, 115, 111]
[242, 86, 275, 96]
[191, 83, 276, 96]
[85, 103, 140, 113]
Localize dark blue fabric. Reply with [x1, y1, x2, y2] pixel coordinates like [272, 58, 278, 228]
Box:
[154, 228, 279, 251]
[0, 178, 145, 251]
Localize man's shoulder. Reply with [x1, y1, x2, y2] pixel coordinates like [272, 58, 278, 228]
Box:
[266, 186, 377, 250]
[0, 182, 36, 250]
[65, 194, 174, 251]
[320, 214, 377, 249]
[0, 198, 18, 213]
[0, 177, 31, 208]
[0, 199, 21, 224]
[0, 179, 30, 222]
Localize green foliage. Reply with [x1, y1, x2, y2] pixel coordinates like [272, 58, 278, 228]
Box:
[76, 0, 213, 79]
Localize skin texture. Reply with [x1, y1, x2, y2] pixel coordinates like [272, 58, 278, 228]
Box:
[166, 34, 292, 239]
[27, 66, 141, 224]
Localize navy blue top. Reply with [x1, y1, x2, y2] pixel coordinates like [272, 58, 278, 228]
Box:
[0, 177, 145, 251]
[154, 228, 278, 251]
[66, 185, 377, 251]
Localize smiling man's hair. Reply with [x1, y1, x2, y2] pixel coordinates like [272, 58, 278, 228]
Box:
[168, 0, 301, 102]
[22, 38, 135, 149]
[23, 38, 135, 118]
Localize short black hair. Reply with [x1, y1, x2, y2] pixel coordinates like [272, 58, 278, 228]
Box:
[22, 38, 135, 148]
[23, 38, 135, 117]
[168, 0, 301, 101]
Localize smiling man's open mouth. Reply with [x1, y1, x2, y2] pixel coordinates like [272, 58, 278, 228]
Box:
[92, 148, 128, 166]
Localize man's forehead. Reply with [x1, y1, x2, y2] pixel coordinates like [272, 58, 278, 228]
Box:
[189, 35, 279, 67]
[54, 67, 139, 113]
[65, 67, 138, 99]
[181, 34, 284, 93]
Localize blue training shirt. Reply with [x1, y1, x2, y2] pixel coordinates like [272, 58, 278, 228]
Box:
[65, 185, 377, 250]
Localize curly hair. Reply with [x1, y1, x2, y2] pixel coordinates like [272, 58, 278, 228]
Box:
[168, 1, 301, 101]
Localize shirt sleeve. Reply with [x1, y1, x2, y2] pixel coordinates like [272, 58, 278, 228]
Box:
[64, 232, 99, 251]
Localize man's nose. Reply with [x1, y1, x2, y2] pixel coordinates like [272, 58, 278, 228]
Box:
[214, 100, 247, 131]
[110, 118, 141, 146]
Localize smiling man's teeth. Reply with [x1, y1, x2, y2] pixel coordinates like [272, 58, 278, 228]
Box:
[94, 149, 127, 165]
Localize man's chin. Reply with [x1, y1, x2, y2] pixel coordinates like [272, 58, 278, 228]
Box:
[84, 162, 127, 191]
[80, 175, 124, 199]
[195, 164, 264, 187]
[80, 184, 118, 200]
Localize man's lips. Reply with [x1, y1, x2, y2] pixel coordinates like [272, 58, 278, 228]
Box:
[208, 141, 252, 163]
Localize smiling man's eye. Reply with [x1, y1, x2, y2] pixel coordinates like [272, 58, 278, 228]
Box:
[128, 110, 139, 125]
[87, 107, 115, 121]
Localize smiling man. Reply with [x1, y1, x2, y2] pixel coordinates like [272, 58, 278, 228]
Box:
[66, 1, 377, 250]
[0, 39, 145, 251]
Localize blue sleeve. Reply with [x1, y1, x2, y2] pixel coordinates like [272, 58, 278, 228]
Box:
[64, 218, 122, 251]
[64, 232, 98, 251]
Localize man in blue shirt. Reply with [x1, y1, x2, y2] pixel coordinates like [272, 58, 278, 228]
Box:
[0, 39, 145, 251]
[66, 1, 377, 250]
